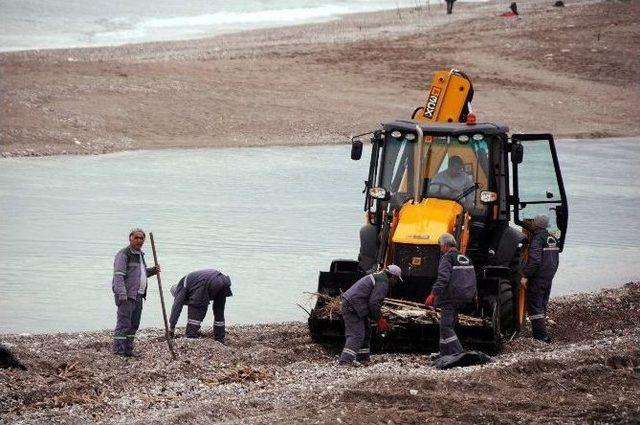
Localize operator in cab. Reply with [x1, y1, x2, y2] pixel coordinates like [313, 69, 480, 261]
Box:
[338, 265, 403, 367]
[428, 155, 475, 207]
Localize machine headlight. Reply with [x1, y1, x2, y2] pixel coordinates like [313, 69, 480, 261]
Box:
[369, 187, 389, 200]
[472, 133, 484, 141]
[405, 133, 417, 141]
[480, 191, 498, 203]
[390, 130, 402, 139]
[458, 135, 470, 143]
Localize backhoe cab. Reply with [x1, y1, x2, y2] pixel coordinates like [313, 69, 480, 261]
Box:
[309, 70, 568, 351]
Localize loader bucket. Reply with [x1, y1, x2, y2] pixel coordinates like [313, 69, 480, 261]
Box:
[308, 260, 504, 353]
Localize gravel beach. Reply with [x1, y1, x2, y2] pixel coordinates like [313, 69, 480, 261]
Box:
[1, 282, 639, 424]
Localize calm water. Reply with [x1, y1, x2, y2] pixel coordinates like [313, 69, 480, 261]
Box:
[1, 139, 639, 333]
[0, 0, 459, 52]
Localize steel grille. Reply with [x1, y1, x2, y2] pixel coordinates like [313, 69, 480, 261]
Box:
[393, 244, 441, 278]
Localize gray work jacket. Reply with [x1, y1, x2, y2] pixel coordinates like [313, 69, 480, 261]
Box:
[169, 269, 232, 328]
[342, 272, 389, 320]
[432, 248, 477, 306]
[523, 229, 560, 281]
[112, 246, 157, 299]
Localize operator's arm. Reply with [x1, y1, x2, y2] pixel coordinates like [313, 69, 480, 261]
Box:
[431, 253, 453, 298]
[112, 251, 128, 297]
[368, 279, 389, 320]
[460, 173, 475, 207]
[522, 234, 543, 278]
[168, 283, 187, 329]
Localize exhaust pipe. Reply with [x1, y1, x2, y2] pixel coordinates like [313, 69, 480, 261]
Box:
[413, 124, 424, 204]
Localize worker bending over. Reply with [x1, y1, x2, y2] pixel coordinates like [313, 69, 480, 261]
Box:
[339, 265, 403, 366]
[169, 269, 232, 342]
[522, 214, 559, 343]
[425, 233, 477, 358]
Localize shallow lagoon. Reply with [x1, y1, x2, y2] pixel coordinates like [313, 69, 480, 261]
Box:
[1, 139, 639, 333]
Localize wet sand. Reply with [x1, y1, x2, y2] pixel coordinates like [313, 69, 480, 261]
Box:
[1, 0, 639, 157]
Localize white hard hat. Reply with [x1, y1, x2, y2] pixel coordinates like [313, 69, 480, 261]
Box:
[387, 264, 403, 282]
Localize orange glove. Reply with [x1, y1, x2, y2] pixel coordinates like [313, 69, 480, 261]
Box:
[377, 317, 390, 333]
[425, 293, 435, 307]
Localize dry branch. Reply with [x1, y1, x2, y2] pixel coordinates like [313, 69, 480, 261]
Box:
[309, 294, 488, 327]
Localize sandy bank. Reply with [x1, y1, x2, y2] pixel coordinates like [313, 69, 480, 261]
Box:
[1, 0, 639, 157]
[1, 282, 638, 424]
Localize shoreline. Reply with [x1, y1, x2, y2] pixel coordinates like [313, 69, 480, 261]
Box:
[2, 0, 639, 158]
[0, 278, 634, 336]
[1, 282, 639, 423]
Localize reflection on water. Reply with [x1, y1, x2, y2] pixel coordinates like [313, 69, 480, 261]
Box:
[1, 139, 639, 333]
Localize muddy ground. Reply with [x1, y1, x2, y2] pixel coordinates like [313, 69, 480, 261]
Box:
[1, 0, 639, 157]
[1, 282, 638, 424]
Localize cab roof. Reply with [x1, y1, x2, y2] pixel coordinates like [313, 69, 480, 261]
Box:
[382, 120, 509, 136]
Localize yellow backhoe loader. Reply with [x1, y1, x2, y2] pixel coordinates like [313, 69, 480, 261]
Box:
[308, 70, 568, 351]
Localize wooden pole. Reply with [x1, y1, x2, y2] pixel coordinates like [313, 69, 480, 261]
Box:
[149, 232, 177, 360]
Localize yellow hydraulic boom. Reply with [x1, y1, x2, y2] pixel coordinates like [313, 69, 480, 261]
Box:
[413, 69, 474, 123]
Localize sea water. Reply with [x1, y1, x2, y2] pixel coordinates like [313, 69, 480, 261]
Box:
[0, 0, 460, 52]
[0, 139, 639, 333]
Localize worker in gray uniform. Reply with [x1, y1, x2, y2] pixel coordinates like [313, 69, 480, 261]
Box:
[339, 264, 403, 366]
[168, 269, 232, 342]
[522, 214, 559, 343]
[425, 233, 477, 358]
[112, 228, 160, 357]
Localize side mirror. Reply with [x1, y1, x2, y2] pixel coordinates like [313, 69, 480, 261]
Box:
[351, 139, 363, 160]
[511, 143, 523, 164]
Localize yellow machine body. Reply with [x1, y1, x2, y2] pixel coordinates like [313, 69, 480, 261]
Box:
[392, 198, 463, 245]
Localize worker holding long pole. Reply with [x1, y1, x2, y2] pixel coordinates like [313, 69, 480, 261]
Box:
[149, 232, 177, 360]
[111, 228, 160, 357]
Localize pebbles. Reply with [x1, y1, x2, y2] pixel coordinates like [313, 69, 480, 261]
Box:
[1, 283, 639, 423]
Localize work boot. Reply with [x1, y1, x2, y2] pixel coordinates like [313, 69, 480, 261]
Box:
[338, 360, 361, 368]
[428, 352, 442, 362]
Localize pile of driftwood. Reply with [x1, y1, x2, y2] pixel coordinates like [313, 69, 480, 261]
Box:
[308, 293, 487, 327]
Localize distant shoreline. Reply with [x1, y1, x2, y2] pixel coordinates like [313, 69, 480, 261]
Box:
[2, 0, 639, 158]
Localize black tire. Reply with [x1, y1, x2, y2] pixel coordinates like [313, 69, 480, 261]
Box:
[498, 278, 516, 335]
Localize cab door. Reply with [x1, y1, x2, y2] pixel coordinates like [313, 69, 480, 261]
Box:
[511, 134, 568, 251]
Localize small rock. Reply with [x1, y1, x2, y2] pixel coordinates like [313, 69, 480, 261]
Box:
[409, 389, 418, 396]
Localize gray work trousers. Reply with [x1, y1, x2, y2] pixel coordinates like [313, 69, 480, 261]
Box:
[527, 278, 552, 340]
[113, 294, 143, 355]
[339, 301, 372, 363]
[439, 303, 464, 356]
[446, 0, 455, 14]
[212, 296, 226, 342]
[186, 296, 227, 341]
[186, 304, 207, 338]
